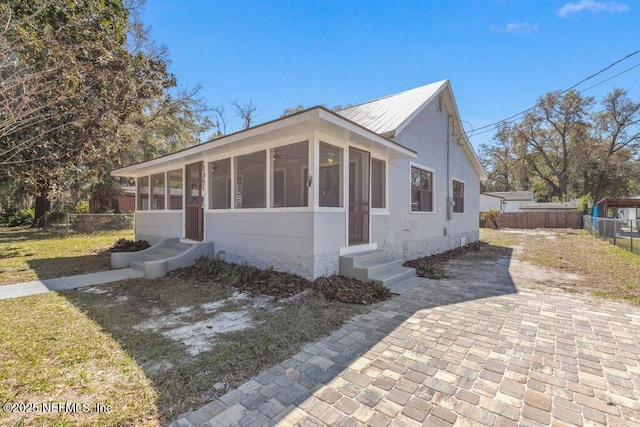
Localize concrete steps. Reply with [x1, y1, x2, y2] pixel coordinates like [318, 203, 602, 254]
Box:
[111, 239, 215, 279]
[339, 249, 423, 295]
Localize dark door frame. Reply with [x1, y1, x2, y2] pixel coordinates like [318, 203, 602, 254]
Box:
[348, 147, 371, 246]
[185, 161, 204, 241]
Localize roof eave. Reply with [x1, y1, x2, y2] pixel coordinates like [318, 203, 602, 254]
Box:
[112, 106, 417, 178]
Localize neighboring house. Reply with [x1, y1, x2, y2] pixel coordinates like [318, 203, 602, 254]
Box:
[611, 195, 640, 221]
[116, 186, 136, 213]
[483, 191, 534, 213]
[112, 80, 487, 279]
[519, 201, 577, 212]
[479, 193, 505, 213]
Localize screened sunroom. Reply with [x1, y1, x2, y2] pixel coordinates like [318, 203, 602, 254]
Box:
[113, 107, 416, 278]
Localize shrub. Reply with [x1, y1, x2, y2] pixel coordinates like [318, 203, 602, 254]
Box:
[195, 252, 229, 276]
[75, 201, 89, 213]
[218, 263, 260, 286]
[4, 208, 35, 227]
[108, 238, 151, 253]
[480, 208, 501, 229]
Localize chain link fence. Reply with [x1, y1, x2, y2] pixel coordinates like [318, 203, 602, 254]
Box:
[44, 213, 134, 235]
[583, 215, 639, 255]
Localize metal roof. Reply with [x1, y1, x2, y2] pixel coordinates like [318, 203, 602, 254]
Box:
[485, 191, 534, 201]
[520, 201, 577, 210]
[336, 80, 448, 136]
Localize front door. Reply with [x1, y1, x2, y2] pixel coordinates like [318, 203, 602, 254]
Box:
[185, 161, 203, 241]
[348, 148, 370, 245]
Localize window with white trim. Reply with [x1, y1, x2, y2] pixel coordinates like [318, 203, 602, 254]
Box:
[371, 158, 386, 208]
[151, 173, 165, 210]
[319, 142, 343, 207]
[167, 169, 183, 210]
[137, 176, 149, 210]
[209, 158, 231, 209]
[235, 151, 266, 208]
[271, 141, 308, 207]
[453, 180, 464, 213]
[411, 166, 433, 212]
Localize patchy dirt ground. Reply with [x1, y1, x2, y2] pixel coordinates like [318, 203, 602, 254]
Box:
[64, 276, 369, 423]
[480, 228, 640, 305]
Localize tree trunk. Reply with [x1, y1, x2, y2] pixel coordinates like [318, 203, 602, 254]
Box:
[33, 180, 50, 228]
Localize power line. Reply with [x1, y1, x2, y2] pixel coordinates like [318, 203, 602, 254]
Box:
[465, 61, 640, 139]
[468, 49, 640, 138]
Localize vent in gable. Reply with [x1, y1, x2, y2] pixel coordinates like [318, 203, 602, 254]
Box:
[436, 94, 443, 113]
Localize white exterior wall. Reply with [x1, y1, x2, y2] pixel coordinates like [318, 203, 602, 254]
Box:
[313, 211, 346, 278]
[205, 211, 314, 278]
[204, 210, 344, 280]
[129, 93, 484, 279]
[480, 194, 504, 213]
[135, 211, 183, 243]
[373, 96, 481, 260]
[502, 201, 524, 213]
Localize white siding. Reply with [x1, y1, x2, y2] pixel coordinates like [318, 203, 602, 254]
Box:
[480, 194, 504, 213]
[372, 94, 480, 260]
[205, 211, 312, 276]
[135, 211, 183, 243]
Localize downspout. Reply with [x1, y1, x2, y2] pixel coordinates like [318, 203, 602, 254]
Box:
[446, 114, 453, 225]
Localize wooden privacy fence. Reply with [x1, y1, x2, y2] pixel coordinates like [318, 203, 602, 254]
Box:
[481, 211, 583, 229]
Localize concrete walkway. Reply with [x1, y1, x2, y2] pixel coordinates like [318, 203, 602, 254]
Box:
[0, 268, 144, 299]
[172, 255, 640, 426]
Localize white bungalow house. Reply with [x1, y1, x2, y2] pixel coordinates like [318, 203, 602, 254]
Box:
[112, 80, 486, 281]
[483, 191, 534, 213]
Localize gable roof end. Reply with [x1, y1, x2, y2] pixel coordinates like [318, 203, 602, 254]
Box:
[336, 80, 448, 137]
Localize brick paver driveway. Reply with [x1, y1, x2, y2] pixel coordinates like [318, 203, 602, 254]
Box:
[173, 251, 640, 426]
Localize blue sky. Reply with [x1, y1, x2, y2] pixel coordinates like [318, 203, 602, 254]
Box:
[142, 0, 639, 150]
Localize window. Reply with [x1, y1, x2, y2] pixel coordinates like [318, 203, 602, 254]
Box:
[151, 173, 165, 210]
[271, 141, 308, 207]
[137, 176, 149, 210]
[371, 158, 386, 208]
[167, 169, 183, 210]
[453, 180, 464, 213]
[411, 166, 433, 212]
[209, 158, 231, 209]
[235, 151, 266, 208]
[319, 142, 343, 207]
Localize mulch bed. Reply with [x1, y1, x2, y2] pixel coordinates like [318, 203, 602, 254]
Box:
[314, 275, 391, 305]
[172, 261, 391, 305]
[171, 242, 484, 303]
[404, 241, 485, 278]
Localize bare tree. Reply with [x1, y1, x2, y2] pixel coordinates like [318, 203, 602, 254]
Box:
[231, 99, 259, 130]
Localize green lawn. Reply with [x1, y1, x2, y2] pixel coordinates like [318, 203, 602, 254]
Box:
[0, 227, 134, 285]
[0, 292, 159, 426]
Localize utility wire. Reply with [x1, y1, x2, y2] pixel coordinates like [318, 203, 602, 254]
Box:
[466, 61, 640, 139]
[468, 49, 640, 137]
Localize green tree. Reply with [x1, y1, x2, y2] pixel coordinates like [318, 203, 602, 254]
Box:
[480, 89, 640, 202]
[1, 0, 212, 220]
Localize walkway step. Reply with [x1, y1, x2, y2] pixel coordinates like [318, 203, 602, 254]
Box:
[158, 247, 183, 257]
[369, 266, 416, 287]
[112, 238, 215, 279]
[339, 249, 418, 290]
